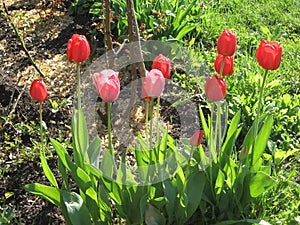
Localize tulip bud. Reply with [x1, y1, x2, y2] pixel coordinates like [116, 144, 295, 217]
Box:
[142, 69, 165, 99]
[238, 146, 248, 161]
[67, 34, 90, 63]
[214, 54, 234, 76]
[93, 69, 120, 103]
[205, 75, 226, 101]
[190, 130, 204, 147]
[29, 79, 48, 102]
[256, 39, 282, 70]
[152, 54, 171, 79]
[217, 29, 237, 56]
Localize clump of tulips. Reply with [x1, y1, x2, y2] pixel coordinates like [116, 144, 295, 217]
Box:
[26, 28, 283, 225]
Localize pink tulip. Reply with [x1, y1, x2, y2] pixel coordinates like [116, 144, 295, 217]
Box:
[142, 69, 165, 99]
[93, 69, 120, 103]
[205, 75, 226, 101]
[190, 130, 204, 147]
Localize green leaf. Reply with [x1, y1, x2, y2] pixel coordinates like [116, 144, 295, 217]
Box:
[163, 180, 177, 225]
[100, 150, 115, 180]
[71, 108, 89, 167]
[145, 204, 166, 225]
[253, 115, 274, 165]
[51, 138, 92, 192]
[249, 171, 276, 198]
[40, 150, 58, 188]
[221, 110, 241, 158]
[24, 183, 60, 205]
[61, 191, 91, 225]
[176, 25, 196, 40]
[185, 172, 205, 219]
[199, 105, 209, 138]
[87, 136, 101, 168]
[215, 169, 225, 195]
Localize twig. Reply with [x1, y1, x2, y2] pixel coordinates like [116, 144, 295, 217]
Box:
[104, 0, 115, 68]
[4, 78, 31, 126]
[126, 0, 146, 78]
[2, 2, 45, 78]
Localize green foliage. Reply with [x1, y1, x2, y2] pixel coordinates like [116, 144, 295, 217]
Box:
[0, 204, 20, 225]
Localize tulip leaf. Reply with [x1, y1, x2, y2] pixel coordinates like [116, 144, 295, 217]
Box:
[221, 110, 241, 157]
[24, 183, 60, 205]
[253, 115, 273, 165]
[87, 136, 101, 168]
[61, 191, 92, 225]
[39, 150, 58, 188]
[199, 105, 209, 138]
[185, 171, 205, 219]
[145, 204, 166, 225]
[249, 171, 275, 198]
[51, 138, 92, 192]
[71, 108, 89, 167]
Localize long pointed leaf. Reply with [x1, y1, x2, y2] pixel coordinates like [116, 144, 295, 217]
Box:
[253, 115, 273, 165]
[24, 183, 60, 205]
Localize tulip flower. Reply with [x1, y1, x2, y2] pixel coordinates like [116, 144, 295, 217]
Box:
[30, 79, 48, 102]
[190, 130, 204, 147]
[256, 39, 282, 70]
[205, 75, 226, 101]
[67, 34, 90, 63]
[217, 29, 237, 56]
[142, 69, 165, 99]
[214, 54, 234, 76]
[152, 54, 171, 79]
[93, 69, 120, 103]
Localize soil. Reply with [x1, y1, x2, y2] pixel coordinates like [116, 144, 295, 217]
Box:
[0, 0, 101, 224]
[0, 1, 207, 224]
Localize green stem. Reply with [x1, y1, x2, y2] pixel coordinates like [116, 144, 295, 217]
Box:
[216, 101, 221, 161]
[77, 62, 81, 110]
[149, 99, 154, 152]
[145, 99, 149, 146]
[155, 97, 161, 161]
[107, 102, 113, 156]
[39, 101, 44, 151]
[251, 69, 268, 166]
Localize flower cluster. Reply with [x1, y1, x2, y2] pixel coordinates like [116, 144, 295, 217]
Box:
[205, 29, 237, 102]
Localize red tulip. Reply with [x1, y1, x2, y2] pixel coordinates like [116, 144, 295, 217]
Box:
[190, 130, 204, 147]
[93, 69, 120, 103]
[205, 75, 226, 101]
[67, 34, 90, 63]
[30, 79, 48, 102]
[142, 69, 165, 99]
[214, 54, 234, 76]
[256, 39, 282, 70]
[152, 54, 171, 79]
[217, 29, 237, 56]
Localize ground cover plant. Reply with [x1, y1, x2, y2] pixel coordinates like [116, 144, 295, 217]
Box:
[0, 0, 299, 224]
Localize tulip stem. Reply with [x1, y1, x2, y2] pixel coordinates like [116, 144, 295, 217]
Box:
[145, 99, 149, 146]
[149, 99, 154, 152]
[76, 63, 81, 110]
[155, 96, 161, 147]
[251, 69, 268, 165]
[107, 102, 113, 156]
[39, 101, 44, 150]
